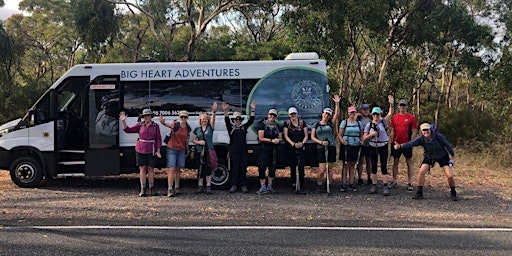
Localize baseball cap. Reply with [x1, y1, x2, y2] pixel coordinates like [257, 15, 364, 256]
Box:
[371, 107, 382, 114]
[348, 106, 357, 113]
[398, 99, 408, 105]
[268, 108, 278, 115]
[360, 104, 370, 110]
[288, 107, 298, 115]
[420, 123, 431, 130]
[323, 108, 333, 116]
[178, 110, 189, 117]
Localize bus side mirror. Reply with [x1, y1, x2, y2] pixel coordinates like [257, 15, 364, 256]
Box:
[29, 109, 35, 126]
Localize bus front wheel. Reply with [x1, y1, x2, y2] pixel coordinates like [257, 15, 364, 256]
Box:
[10, 157, 44, 188]
[211, 163, 230, 190]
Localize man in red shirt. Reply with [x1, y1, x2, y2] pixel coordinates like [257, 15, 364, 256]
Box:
[390, 99, 418, 191]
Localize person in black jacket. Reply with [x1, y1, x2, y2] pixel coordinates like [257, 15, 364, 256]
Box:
[222, 101, 256, 193]
[283, 107, 308, 194]
[394, 123, 458, 201]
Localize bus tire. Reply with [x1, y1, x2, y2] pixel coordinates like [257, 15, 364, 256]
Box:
[210, 163, 230, 190]
[10, 156, 44, 188]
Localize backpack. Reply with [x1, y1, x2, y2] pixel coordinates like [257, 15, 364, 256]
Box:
[285, 119, 305, 131]
[341, 119, 362, 131]
[164, 121, 191, 144]
[258, 118, 280, 140]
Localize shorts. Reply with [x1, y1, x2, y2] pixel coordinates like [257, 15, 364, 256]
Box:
[166, 148, 186, 168]
[339, 145, 361, 162]
[359, 146, 370, 157]
[136, 152, 156, 167]
[422, 154, 450, 168]
[317, 146, 336, 163]
[391, 143, 413, 158]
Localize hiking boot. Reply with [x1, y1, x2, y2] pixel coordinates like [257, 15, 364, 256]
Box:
[451, 192, 459, 201]
[256, 186, 267, 195]
[229, 185, 237, 193]
[241, 186, 249, 193]
[148, 187, 158, 196]
[167, 189, 176, 198]
[174, 188, 181, 195]
[413, 191, 424, 200]
[407, 183, 414, 191]
[297, 189, 308, 195]
[369, 185, 377, 194]
[196, 186, 205, 194]
[205, 186, 213, 195]
[267, 185, 275, 194]
[389, 181, 398, 189]
[138, 188, 146, 197]
[383, 187, 390, 196]
[339, 184, 347, 192]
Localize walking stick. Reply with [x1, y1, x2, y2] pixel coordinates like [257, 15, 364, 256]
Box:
[295, 150, 300, 193]
[354, 145, 362, 183]
[198, 145, 205, 179]
[324, 142, 330, 194]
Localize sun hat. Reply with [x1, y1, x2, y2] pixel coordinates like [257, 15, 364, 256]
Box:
[360, 103, 370, 110]
[268, 108, 278, 115]
[323, 108, 333, 116]
[348, 106, 357, 113]
[420, 123, 431, 130]
[398, 99, 408, 105]
[178, 110, 189, 117]
[230, 111, 244, 121]
[371, 107, 382, 114]
[288, 107, 298, 115]
[141, 109, 154, 117]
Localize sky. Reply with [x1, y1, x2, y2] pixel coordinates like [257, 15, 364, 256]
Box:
[0, 0, 22, 20]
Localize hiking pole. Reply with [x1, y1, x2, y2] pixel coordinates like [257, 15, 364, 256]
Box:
[295, 149, 300, 193]
[324, 141, 330, 195]
[355, 145, 362, 183]
[198, 145, 205, 179]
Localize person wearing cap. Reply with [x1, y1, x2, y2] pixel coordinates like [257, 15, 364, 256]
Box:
[338, 105, 363, 192]
[120, 108, 162, 197]
[159, 110, 192, 197]
[390, 99, 418, 191]
[311, 95, 340, 193]
[192, 102, 218, 194]
[356, 103, 372, 186]
[256, 107, 283, 194]
[363, 95, 394, 196]
[394, 123, 458, 201]
[283, 106, 308, 194]
[222, 101, 256, 193]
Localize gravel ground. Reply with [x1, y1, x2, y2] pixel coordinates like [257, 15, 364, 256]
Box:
[0, 166, 511, 228]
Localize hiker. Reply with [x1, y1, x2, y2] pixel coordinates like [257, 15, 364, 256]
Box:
[394, 123, 459, 201]
[120, 109, 162, 197]
[283, 107, 308, 194]
[338, 106, 363, 192]
[256, 108, 283, 194]
[223, 101, 256, 193]
[311, 95, 340, 193]
[356, 103, 372, 186]
[159, 110, 191, 197]
[363, 95, 394, 196]
[192, 102, 218, 194]
[390, 99, 418, 191]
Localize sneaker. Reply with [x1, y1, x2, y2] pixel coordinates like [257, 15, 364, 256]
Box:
[369, 185, 377, 194]
[196, 187, 205, 194]
[297, 189, 308, 195]
[167, 189, 176, 197]
[340, 184, 347, 192]
[351, 185, 358, 192]
[174, 188, 181, 195]
[390, 181, 398, 189]
[267, 185, 275, 194]
[229, 185, 237, 193]
[256, 186, 267, 195]
[315, 184, 326, 194]
[138, 188, 146, 197]
[412, 191, 424, 200]
[407, 183, 414, 191]
[383, 187, 390, 196]
[205, 186, 213, 195]
[367, 178, 373, 186]
[451, 192, 459, 201]
[241, 186, 249, 193]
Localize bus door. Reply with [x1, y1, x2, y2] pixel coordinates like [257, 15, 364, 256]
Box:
[84, 76, 120, 176]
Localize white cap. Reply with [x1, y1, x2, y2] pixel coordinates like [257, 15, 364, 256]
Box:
[288, 107, 298, 115]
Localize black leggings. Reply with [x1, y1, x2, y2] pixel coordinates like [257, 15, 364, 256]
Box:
[286, 146, 305, 188]
[230, 151, 248, 186]
[258, 148, 276, 179]
[369, 145, 388, 175]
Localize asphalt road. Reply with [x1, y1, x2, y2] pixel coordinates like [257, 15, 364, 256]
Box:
[1, 226, 511, 255]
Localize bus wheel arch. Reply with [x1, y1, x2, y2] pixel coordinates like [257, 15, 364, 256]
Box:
[9, 155, 45, 188]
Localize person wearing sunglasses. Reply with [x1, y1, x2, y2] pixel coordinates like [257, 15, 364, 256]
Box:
[390, 99, 418, 191]
[159, 110, 192, 197]
[363, 95, 394, 196]
[222, 101, 256, 193]
[283, 107, 308, 194]
[394, 123, 458, 201]
[192, 102, 218, 194]
[256, 108, 283, 194]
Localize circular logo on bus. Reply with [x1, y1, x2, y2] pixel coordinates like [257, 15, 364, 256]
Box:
[292, 80, 322, 109]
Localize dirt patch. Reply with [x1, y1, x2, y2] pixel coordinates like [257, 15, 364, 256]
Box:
[1, 164, 511, 228]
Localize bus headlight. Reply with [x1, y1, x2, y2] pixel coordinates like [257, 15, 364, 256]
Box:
[0, 128, 9, 136]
